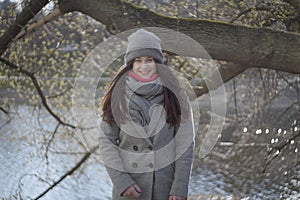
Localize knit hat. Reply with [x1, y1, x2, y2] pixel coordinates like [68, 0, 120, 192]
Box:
[125, 29, 164, 65]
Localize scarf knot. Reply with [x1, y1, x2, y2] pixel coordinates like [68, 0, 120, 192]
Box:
[124, 75, 164, 127]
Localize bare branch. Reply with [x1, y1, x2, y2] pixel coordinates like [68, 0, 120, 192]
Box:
[276, 102, 298, 121]
[0, 106, 9, 115]
[45, 123, 61, 164]
[46, 86, 72, 99]
[34, 145, 99, 200]
[232, 78, 239, 119]
[261, 131, 300, 173]
[0, 57, 76, 129]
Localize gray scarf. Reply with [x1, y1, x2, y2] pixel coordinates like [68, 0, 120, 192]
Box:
[124, 76, 164, 127]
[118, 75, 166, 140]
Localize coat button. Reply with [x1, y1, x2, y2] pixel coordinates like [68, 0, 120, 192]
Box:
[132, 162, 138, 168]
[133, 145, 138, 151]
[148, 145, 153, 150]
[149, 163, 153, 168]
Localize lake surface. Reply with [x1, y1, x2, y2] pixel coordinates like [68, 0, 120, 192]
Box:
[0, 105, 299, 199]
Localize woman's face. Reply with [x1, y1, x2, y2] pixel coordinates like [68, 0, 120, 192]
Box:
[132, 56, 156, 79]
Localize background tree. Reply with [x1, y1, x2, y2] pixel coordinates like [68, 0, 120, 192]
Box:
[0, 0, 299, 199]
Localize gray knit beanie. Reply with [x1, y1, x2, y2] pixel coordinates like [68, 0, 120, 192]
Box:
[125, 29, 164, 65]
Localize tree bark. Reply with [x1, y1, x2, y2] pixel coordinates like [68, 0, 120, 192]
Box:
[14, 8, 63, 40]
[58, 0, 300, 74]
[194, 64, 247, 97]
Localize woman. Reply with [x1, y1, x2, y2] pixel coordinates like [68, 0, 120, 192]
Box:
[99, 29, 194, 200]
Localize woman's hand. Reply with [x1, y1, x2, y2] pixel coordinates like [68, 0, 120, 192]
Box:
[169, 195, 186, 200]
[122, 184, 142, 198]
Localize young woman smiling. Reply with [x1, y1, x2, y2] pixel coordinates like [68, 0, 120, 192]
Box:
[99, 29, 194, 200]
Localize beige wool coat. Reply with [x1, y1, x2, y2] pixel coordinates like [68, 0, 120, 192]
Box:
[99, 105, 194, 200]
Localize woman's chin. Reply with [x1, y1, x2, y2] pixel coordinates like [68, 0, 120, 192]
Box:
[139, 74, 151, 79]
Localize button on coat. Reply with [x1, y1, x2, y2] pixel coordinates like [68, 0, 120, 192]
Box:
[132, 162, 138, 168]
[133, 145, 139, 151]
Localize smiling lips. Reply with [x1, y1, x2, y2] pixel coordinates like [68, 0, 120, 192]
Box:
[140, 70, 151, 75]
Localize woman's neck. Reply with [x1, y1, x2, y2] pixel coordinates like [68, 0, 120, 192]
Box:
[128, 71, 158, 82]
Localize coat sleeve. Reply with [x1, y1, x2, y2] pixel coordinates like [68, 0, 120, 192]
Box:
[169, 100, 195, 198]
[99, 120, 135, 196]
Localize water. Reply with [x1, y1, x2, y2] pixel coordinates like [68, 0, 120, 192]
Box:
[0, 105, 299, 199]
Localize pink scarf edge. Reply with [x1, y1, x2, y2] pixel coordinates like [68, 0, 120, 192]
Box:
[128, 71, 158, 82]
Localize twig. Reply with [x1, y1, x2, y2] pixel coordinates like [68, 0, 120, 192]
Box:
[259, 69, 267, 99]
[261, 131, 300, 173]
[45, 123, 61, 165]
[0, 106, 9, 115]
[34, 145, 99, 200]
[275, 102, 297, 121]
[232, 78, 239, 120]
[276, 71, 298, 90]
[46, 86, 72, 99]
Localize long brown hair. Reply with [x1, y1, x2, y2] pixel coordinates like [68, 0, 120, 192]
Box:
[100, 60, 188, 127]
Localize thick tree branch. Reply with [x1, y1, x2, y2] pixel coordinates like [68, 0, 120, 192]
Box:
[34, 145, 99, 200]
[14, 8, 63, 41]
[0, 57, 76, 129]
[193, 63, 247, 96]
[58, 0, 300, 74]
[0, 0, 49, 55]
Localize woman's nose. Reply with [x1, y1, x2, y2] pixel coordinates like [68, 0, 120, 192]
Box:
[140, 61, 149, 67]
[140, 64, 147, 70]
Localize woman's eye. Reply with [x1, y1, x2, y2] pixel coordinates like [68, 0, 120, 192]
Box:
[134, 58, 154, 63]
[145, 59, 154, 63]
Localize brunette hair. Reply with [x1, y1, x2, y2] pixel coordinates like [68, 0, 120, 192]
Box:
[100, 60, 188, 127]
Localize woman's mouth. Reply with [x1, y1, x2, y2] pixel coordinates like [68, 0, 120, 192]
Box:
[139, 71, 150, 75]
